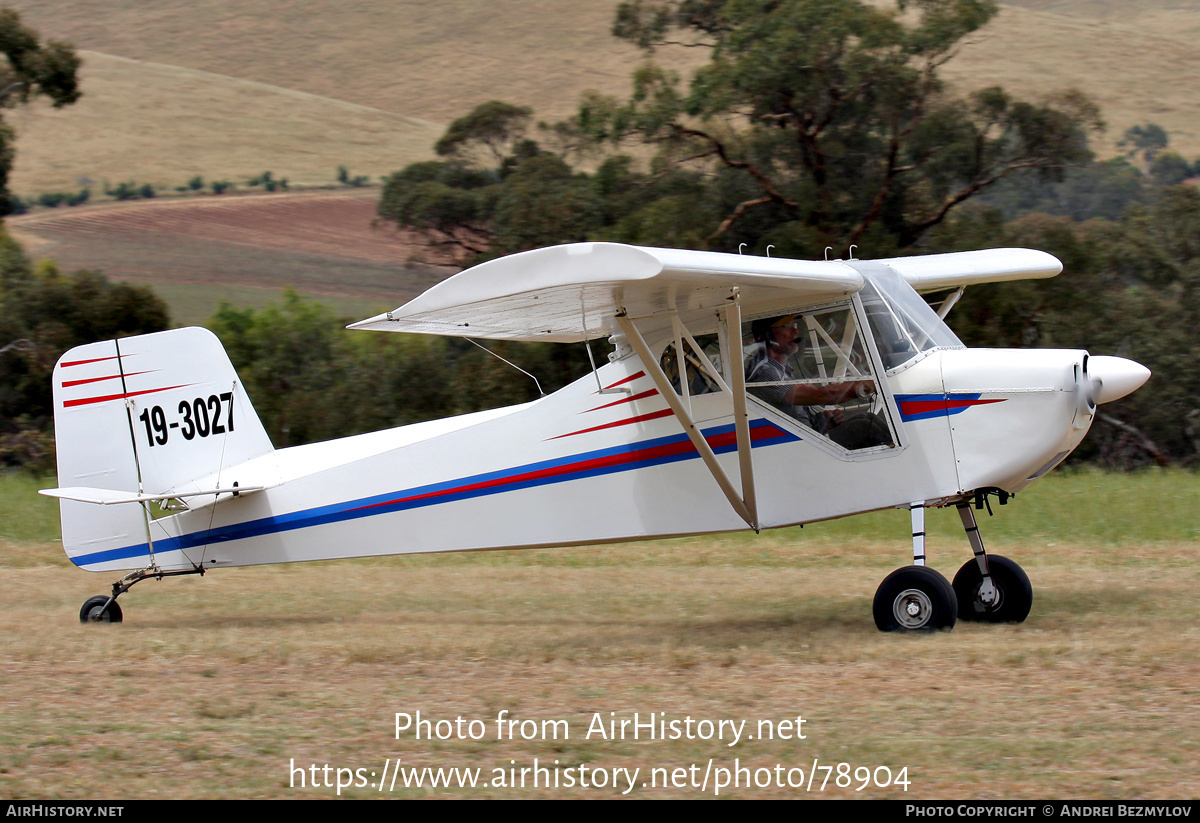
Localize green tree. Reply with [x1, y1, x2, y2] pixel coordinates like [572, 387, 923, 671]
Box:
[1119, 122, 1169, 169]
[926, 187, 1200, 465]
[379, 102, 609, 264]
[0, 9, 81, 215]
[575, 0, 1102, 254]
[979, 157, 1148, 223]
[491, 153, 602, 251]
[434, 101, 533, 166]
[1149, 151, 1193, 187]
[0, 230, 169, 468]
[377, 159, 498, 264]
[206, 293, 593, 447]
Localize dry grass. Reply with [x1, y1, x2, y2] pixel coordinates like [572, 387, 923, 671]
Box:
[5, 0, 1200, 196]
[942, 3, 1200, 159]
[9, 52, 444, 194]
[2, 531, 1197, 799]
[2, 1, 651, 125]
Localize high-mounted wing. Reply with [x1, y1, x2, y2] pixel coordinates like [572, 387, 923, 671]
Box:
[877, 248, 1061, 291]
[349, 243, 865, 343]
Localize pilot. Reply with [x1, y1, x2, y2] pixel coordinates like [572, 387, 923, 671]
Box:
[746, 314, 890, 449]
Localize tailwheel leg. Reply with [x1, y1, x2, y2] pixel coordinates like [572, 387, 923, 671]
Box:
[951, 501, 1032, 623]
[872, 502, 957, 632]
[78, 564, 206, 625]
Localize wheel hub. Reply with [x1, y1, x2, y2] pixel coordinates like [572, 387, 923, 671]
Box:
[893, 588, 933, 629]
[972, 583, 1003, 614]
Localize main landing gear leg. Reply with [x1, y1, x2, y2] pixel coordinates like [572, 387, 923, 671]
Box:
[872, 502, 958, 632]
[79, 564, 206, 624]
[950, 500, 1032, 624]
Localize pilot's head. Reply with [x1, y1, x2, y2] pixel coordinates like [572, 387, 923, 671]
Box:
[752, 314, 800, 355]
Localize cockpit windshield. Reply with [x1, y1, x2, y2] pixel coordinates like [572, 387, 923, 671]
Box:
[856, 263, 963, 371]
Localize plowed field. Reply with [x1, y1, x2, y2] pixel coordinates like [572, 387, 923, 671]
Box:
[9, 189, 453, 325]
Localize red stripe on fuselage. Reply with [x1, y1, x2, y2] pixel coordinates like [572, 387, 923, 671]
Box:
[549, 407, 675, 440]
[898, 397, 1006, 416]
[600, 371, 645, 391]
[585, 387, 659, 412]
[359, 423, 784, 512]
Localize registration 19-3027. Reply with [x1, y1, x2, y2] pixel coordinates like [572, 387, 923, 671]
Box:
[137, 393, 234, 447]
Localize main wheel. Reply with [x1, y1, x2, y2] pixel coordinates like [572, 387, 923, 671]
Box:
[873, 566, 957, 632]
[79, 595, 123, 624]
[952, 555, 1032, 623]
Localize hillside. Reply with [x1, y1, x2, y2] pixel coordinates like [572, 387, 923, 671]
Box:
[9, 52, 444, 194]
[1, 1, 649, 125]
[1005, 0, 1200, 37]
[942, 3, 1200, 158]
[6, 1, 661, 193]
[4, 0, 1200, 197]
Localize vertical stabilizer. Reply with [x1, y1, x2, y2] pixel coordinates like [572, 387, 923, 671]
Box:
[50, 327, 273, 569]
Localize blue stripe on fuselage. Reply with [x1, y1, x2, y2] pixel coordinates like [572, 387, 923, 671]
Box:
[72, 418, 799, 568]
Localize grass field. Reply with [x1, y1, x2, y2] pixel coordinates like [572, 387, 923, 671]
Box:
[2, 469, 1197, 798]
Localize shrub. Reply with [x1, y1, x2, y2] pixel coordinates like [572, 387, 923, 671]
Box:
[107, 181, 140, 200]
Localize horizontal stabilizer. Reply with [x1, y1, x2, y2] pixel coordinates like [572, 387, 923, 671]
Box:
[40, 485, 264, 506]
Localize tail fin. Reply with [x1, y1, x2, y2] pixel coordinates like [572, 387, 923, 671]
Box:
[48, 327, 273, 570]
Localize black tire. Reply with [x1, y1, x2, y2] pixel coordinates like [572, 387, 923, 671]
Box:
[79, 595, 123, 624]
[952, 555, 1032, 623]
[873, 566, 957, 632]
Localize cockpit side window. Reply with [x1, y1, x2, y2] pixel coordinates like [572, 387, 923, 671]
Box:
[660, 333, 722, 397]
[742, 304, 894, 451]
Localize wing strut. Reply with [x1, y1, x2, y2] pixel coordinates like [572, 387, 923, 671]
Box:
[615, 309, 759, 531]
[723, 296, 758, 530]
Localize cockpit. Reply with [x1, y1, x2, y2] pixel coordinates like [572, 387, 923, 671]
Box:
[660, 265, 966, 452]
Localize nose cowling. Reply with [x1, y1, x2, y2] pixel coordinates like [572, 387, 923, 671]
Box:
[938, 348, 1150, 494]
[1086, 355, 1151, 406]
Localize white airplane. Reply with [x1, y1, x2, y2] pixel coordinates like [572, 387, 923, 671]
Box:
[41, 242, 1150, 631]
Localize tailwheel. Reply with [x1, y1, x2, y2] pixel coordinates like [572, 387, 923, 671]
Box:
[79, 595, 123, 624]
[873, 566, 957, 632]
[952, 555, 1032, 623]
